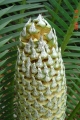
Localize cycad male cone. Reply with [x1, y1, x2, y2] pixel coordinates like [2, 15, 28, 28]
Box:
[14, 14, 67, 120]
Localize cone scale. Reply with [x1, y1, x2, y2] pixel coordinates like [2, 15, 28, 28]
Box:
[14, 15, 67, 120]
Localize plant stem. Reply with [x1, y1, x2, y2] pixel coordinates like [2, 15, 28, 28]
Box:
[19, 0, 26, 31]
[68, 101, 80, 120]
[61, 2, 80, 54]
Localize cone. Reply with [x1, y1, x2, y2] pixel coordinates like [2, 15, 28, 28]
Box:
[14, 14, 67, 120]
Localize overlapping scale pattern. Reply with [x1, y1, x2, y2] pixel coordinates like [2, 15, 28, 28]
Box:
[14, 14, 67, 120]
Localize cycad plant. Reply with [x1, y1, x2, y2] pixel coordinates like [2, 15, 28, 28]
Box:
[0, 0, 80, 120]
[14, 14, 67, 120]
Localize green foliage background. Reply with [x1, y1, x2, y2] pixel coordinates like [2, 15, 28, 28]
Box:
[0, 0, 80, 120]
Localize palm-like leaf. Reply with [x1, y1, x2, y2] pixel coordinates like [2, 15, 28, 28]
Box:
[0, 0, 80, 120]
